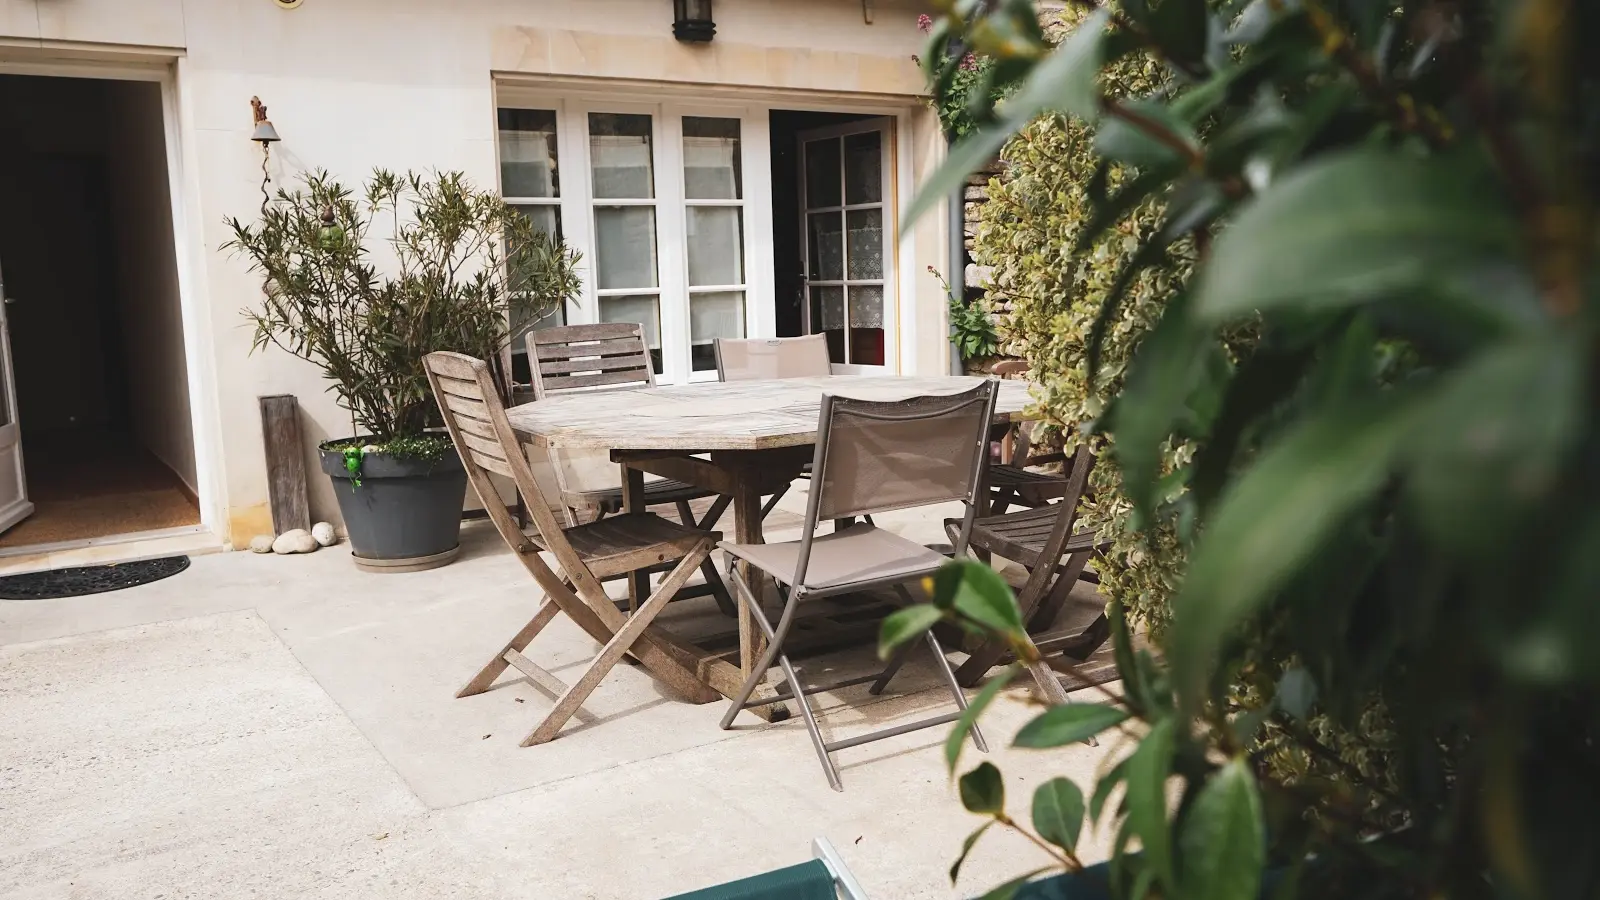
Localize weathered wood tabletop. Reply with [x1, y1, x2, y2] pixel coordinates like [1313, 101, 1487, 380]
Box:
[504, 375, 1034, 450]
[503, 374, 1037, 724]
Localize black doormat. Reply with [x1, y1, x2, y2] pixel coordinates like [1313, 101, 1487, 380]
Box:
[0, 556, 191, 600]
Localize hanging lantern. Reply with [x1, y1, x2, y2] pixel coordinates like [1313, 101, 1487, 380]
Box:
[672, 0, 714, 42]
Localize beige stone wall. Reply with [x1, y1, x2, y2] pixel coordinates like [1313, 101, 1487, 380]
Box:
[0, 0, 953, 545]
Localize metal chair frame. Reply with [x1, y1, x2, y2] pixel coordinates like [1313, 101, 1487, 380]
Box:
[718, 381, 1001, 790]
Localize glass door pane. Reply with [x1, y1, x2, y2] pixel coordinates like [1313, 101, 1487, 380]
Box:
[799, 123, 890, 367]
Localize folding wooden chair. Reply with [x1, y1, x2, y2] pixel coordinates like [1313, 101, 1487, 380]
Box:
[527, 323, 736, 616]
[718, 381, 1001, 790]
[425, 351, 723, 746]
[981, 362, 1072, 517]
[946, 445, 1113, 703]
[987, 421, 1074, 515]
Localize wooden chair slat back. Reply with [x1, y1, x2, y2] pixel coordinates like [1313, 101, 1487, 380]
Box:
[424, 352, 608, 601]
[1014, 444, 1097, 604]
[528, 323, 656, 399]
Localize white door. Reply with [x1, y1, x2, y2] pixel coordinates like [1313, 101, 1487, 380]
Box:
[797, 118, 895, 373]
[0, 258, 31, 534]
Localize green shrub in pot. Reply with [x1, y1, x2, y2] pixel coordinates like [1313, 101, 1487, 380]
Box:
[226, 168, 580, 570]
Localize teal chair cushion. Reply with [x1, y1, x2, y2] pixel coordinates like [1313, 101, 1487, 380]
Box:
[664, 859, 837, 900]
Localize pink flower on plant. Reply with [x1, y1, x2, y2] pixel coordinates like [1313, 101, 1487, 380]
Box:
[917, 13, 934, 32]
[959, 53, 979, 71]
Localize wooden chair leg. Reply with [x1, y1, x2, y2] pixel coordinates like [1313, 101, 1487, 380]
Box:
[1026, 551, 1093, 632]
[521, 545, 711, 746]
[457, 598, 561, 698]
[990, 488, 1017, 517]
[698, 495, 733, 531]
[1049, 613, 1111, 661]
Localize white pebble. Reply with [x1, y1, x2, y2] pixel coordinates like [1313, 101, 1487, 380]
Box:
[311, 522, 338, 547]
[272, 529, 318, 554]
[248, 534, 274, 554]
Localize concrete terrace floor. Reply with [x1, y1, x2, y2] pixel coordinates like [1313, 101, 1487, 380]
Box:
[0, 487, 1124, 900]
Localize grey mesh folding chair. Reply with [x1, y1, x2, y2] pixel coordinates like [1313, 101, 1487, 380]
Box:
[528, 324, 736, 616]
[714, 334, 832, 382]
[424, 351, 723, 746]
[713, 335, 834, 519]
[718, 380, 1001, 790]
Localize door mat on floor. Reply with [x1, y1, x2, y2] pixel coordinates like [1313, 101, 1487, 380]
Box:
[0, 556, 190, 600]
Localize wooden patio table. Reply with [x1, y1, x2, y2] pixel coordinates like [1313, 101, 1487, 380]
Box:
[505, 374, 1034, 722]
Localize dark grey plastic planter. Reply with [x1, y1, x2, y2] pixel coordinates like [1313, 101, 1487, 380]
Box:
[318, 441, 467, 573]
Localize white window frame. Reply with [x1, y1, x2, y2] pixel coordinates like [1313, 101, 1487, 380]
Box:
[493, 85, 913, 383]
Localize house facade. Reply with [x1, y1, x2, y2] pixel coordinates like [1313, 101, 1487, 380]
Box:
[0, 0, 953, 552]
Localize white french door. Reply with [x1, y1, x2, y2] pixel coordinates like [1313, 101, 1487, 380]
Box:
[496, 93, 776, 384]
[0, 257, 31, 534]
[797, 118, 895, 374]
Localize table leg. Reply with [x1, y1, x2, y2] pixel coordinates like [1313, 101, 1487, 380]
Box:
[732, 474, 792, 723]
[732, 486, 766, 675]
[623, 463, 647, 615]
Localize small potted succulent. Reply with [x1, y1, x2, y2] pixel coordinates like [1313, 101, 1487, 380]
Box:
[227, 169, 580, 571]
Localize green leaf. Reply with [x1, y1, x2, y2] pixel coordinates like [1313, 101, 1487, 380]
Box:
[1072, 162, 1187, 256]
[947, 664, 1018, 772]
[1086, 238, 1182, 389]
[1170, 393, 1426, 698]
[950, 821, 994, 885]
[976, 868, 1053, 900]
[1032, 777, 1087, 853]
[905, 9, 1110, 225]
[1275, 669, 1316, 720]
[939, 559, 1026, 637]
[1401, 335, 1584, 557]
[1095, 99, 1199, 169]
[1091, 755, 1131, 824]
[1125, 718, 1177, 886]
[1179, 758, 1266, 900]
[878, 605, 943, 659]
[1100, 293, 1212, 515]
[1188, 344, 1313, 517]
[1148, 0, 1211, 64]
[1014, 704, 1130, 748]
[1126, 717, 1177, 890]
[1108, 600, 1144, 713]
[1229, 706, 1274, 747]
[959, 762, 1006, 815]
[1191, 149, 1522, 324]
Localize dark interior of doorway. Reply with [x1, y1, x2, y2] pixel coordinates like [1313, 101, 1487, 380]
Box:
[0, 74, 198, 549]
[768, 110, 880, 341]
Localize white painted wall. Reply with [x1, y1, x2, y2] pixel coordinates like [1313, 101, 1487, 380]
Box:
[106, 79, 197, 492]
[0, 0, 949, 543]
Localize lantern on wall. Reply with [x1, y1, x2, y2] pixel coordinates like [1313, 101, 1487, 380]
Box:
[672, 0, 715, 42]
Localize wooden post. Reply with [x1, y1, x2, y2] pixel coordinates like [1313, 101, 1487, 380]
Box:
[259, 395, 310, 535]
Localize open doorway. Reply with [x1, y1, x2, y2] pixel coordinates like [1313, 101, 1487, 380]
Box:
[0, 74, 198, 550]
[769, 110, 894, 372]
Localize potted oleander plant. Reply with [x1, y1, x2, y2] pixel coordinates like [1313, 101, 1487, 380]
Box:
[227, 168, 580, 571]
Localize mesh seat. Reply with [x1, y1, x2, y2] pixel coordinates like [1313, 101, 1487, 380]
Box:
[717, 381, 1001, 791]
[721, 523, 947, 590]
